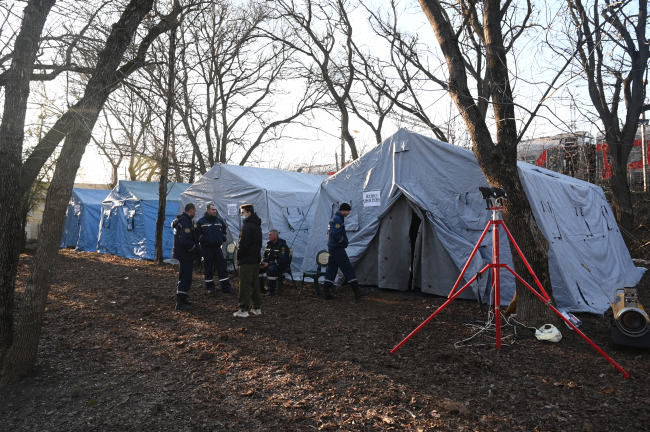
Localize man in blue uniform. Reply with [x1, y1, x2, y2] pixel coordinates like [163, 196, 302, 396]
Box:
[259, 229, 290, 296]
[172, 203, 202, 311]
[323, 203, 370, 300]
[195, 204, 234, 294]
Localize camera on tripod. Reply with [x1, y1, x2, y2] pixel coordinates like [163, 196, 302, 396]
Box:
[479, 186, 507, 209]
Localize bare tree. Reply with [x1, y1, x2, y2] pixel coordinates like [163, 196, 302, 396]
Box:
[18, 2, 184, 199]
[565, 0, 649, 245]
[268, 0, 361, 161]
[412, 0, 562, 325]
[92, 110, 125, 187]
[0, 0, 182, 384]
[0, 0, 56, 368]
[150, 0, 326, 172]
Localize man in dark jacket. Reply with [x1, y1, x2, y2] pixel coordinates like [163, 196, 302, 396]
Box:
[195, 204, 234, 294]
[259, 229, 290, 296]
[234, 204, 263, 317]
[323, 203, 370, 300]
[172, 203, 202, 310]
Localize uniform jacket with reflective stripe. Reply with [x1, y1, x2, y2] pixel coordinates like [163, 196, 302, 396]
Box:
[172, 212, 202, 261]
[262, 238, 290, 267]
[195, 213, 227, 247]
[327, 211, 348, 248]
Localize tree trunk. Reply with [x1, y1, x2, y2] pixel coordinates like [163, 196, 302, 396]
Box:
[339, 108, 359, 161]
[155, 25, 177, 265]
[0, 0, 155, 385]
[0, 0, 56, 361]
[609, 158, 634, 246]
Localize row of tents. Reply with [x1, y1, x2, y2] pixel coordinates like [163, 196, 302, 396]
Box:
[61, 129, 644, 314]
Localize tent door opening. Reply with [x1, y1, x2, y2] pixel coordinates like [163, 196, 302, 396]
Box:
[353, 194, 414, 290]
[408, 209, 422, 291]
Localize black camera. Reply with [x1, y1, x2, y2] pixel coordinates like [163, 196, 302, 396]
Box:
[479, 186, 507, 199]
[479, 187, 507, 209]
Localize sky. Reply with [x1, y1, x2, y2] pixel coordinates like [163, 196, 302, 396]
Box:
[13, 0, 610, 186]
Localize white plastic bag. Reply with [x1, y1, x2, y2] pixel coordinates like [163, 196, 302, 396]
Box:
[535, 324, 562, 342]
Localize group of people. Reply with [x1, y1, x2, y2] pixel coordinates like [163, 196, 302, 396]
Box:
[171, 202, 368, 316]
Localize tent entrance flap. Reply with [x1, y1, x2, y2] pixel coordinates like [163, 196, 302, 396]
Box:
[353, 195, 413, 291]
[408, 209, 422, 290]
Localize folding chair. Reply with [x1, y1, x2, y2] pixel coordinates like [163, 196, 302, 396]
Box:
[301, 249, 329, 296]
[223, 241, 238, 275]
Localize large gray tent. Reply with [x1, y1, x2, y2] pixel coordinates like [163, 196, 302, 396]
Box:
[301, 129, 644, 314]
[178, 164, 328, 276]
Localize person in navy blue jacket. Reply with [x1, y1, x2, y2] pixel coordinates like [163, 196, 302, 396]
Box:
[323, 203, 370, 300]
[259, 229, 290, 296]
[172, 203, 202, 310]
[195, 204, 234, 294]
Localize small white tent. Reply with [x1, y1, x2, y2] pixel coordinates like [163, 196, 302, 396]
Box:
[301, 129, 644, 314]
[178, 164, 328, 276]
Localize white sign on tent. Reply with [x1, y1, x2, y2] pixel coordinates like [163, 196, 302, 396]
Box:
[363, 190, 381, 207]
[227, 203, 238, 216]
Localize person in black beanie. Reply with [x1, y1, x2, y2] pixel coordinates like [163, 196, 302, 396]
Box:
[322, 203, 370, 300]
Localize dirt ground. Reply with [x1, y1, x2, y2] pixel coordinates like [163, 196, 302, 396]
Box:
[1, 249, 649, 431]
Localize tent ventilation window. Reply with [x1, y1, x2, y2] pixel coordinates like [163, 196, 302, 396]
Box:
[283, 207, 307, 231]
[103, 209, 111, 228]
[127, 210, 136, 231]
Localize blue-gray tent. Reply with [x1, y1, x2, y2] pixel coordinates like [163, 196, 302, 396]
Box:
[178, 164, 328, 276]
[301, 129, 644, 314]
[60, 188, 110, 251]
[97, 181, 191, 260]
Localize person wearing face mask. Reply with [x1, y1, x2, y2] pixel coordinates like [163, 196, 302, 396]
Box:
[195, 203, 234, 295]
[171, 203, 202, 311]
[233, 204, 263, 317]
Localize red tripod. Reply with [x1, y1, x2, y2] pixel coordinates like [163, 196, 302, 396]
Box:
[391, 198, 630, 379]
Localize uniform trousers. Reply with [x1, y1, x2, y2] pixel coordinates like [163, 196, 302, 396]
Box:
[323, 247, 358, 288]
[176, 260, 194, 299]
[259, 264, 288, 293]
[203, 246, 232, 291]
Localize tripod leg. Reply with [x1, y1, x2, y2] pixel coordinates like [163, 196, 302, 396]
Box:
[499, 221, 551, 301]
[504, 265, 630, 379]
[449, 222, 493, 297]
[391, 264, 491, 354]
[493, 222, 501, 348]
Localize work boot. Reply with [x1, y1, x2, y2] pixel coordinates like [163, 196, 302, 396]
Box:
[323, 286, 336, 300]
[175, 298, 194, 311]
[222, 288, 235, 295]
[352, 285, 371, 300]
